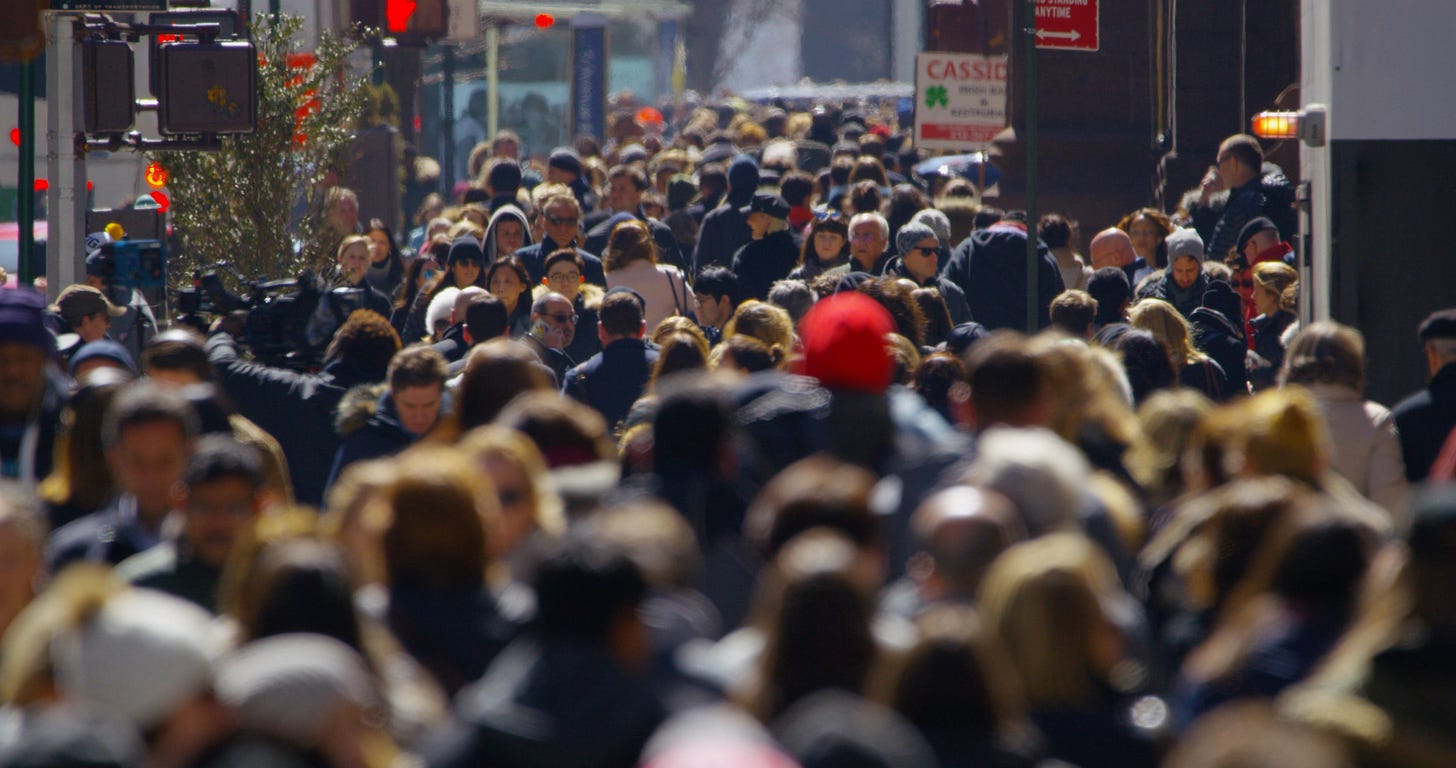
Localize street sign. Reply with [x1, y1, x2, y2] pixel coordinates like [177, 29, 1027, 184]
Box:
[1034, 0, 1099, 52]
[914, 52, 1008, 150]
[52, 0, 169, 10]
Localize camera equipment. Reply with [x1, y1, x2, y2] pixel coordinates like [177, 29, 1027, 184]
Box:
[174, 261, 324, 369]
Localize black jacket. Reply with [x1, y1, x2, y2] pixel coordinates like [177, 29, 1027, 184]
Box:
[1150, 271, 1209, 320]
[584, 209, 685, 273]
[882, 257, 975, 325]
[943, 223, 1064, 331]
[1206, 167, 1297, 264]
[1189, 307, 1248, 398]
[423, 638, 664, 768]
[693, 200, 752, 274]
[325, 387, 419, 494]
[514, 237, 607, 287]
[207, 332, 386, 506]
[1393, 363, 1456, 482]
[563, 338, 659, 434]
[1249, 310, 1296, 391]
[730, 230, 799, 302]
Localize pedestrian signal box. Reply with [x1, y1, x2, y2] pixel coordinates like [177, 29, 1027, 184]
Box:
[82, 39, 135, 133]
[158, 40, 257, 135]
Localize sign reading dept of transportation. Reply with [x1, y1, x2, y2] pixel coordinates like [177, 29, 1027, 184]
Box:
[1035, 0, 1099, 52]
[53, 0, 169, 9]
[915, 53, 1009, 149]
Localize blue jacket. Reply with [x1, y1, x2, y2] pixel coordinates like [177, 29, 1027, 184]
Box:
[563, 338, 658, 434]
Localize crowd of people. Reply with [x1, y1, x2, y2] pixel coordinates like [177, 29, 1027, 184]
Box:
[1, 100, 1456, 768]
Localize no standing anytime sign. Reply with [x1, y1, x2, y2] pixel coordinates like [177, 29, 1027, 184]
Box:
[914, 53, 1009, 150]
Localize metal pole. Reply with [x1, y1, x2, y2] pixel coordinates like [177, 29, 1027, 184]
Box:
[1023, 0, 1039, 332]
[269, 0, 280, 23]
[45, 12, 84, 301]
[485, 23, 500, 138]
[441, 45, 455, 192]
[18, 57, 35, 287]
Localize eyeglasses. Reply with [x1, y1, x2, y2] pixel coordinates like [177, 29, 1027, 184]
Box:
[545, 215, 579, 226]
[541, 312, 578, 324]
[851, 232, 880, 242]
[546, 271, 581, 282]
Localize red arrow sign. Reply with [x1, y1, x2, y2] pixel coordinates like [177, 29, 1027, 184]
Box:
[385, 0, 417, 33]
[1035, 0, 1099, 52]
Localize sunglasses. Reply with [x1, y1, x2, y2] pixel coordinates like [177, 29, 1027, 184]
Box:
[545, 215, 579, 226]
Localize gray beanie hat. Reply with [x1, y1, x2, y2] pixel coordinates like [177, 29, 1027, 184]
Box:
[895, 223, 939, 257]
[1165, 227, 1204, 263]
[908, 209, 952, 249]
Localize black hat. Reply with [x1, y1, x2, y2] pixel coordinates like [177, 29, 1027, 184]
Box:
[1236, 216, 1279, 253]
[740, 193, 790, 220]
[446, 236, 485, 266]
[1409, 483, 1456, 557]
[942, 321, 990, 357]
[1418, 308, 1456, 342]
[1201, 280, 1245, 332]
[548, 147, 583, 177]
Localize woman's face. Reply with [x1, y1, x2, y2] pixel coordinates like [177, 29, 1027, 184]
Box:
[483, 456, 534, 561]
[1128, 216, 1163, 260]
[495, 219, 525, 256]
[451, 259, 481, 288]
[490, 267, 525, 311]
[544, 261, 582, 302]
[1254, 284, 1280, 317]
[338, 243, 370, 284]
[813, 229, 846, 262]
[366, 229, 392, 264]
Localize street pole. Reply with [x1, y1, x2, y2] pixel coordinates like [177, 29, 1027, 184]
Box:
[1022, 0, 1039, 333]
[441, 45, 456, 192]
[17, 57, 35, 286]
[45, 12, 83, 300]
[485, 23, 500, 138]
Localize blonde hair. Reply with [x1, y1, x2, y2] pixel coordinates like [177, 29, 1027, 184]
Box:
[978, 533, 1123, 707]
[723, 300, 795, 361]
[1129, 297, 1208, 367]
[1235, 387, 1329, 486]
[337, 234, 371, 261]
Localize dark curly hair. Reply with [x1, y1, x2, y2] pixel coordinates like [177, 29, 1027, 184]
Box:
[326, 309, 402, 377]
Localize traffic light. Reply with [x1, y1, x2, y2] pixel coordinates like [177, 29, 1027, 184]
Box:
[82, 39, 136, 133]
[0, 0, 45, 62]
[158, 40, 258, 135]
[352, 0, 447, 42]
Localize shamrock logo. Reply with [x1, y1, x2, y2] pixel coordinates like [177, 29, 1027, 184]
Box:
[925, 85, 949, 109]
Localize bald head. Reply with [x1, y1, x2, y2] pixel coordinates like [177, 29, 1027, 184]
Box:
[1089, 228, 1136, 270]
[909, 485, 1023, 602]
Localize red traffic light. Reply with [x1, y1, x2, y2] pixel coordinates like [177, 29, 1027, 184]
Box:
[149, 191, 170, 213]
[8, 128, 18, 146]
[33, 179, 47, 191]
[385, 0, 418, 34]
[535, 13, 555, 28]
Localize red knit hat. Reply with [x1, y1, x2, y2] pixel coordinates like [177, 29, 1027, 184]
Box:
[798, 291, 894, 393]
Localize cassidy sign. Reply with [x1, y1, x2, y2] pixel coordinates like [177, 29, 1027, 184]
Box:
[914, 52, 1009, 149]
